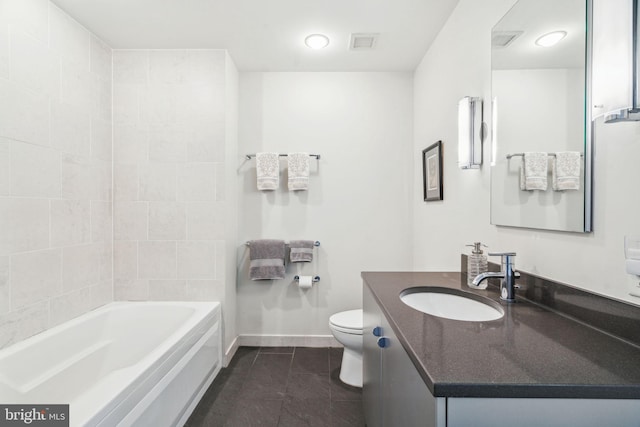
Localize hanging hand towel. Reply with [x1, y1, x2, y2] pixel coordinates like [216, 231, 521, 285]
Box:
[256, 152, 280, 191]
[289, 240, 315, 263]
[287, 152, 309, 191]
[520, 152, 548, 191]
[552, 152, 581, 191]
[249, 239, 286, 280]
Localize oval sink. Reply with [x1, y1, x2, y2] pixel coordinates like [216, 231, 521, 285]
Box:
[400, 287, 504, 322]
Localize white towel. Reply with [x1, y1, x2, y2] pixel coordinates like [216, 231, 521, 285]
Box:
[552, 152, 581, 191]
[287, 152, 309, 191]
[520, 152, 548, 191]
[256, 152, 279, 191]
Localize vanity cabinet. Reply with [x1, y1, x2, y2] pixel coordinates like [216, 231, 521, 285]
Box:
[363, 284, 445, 427]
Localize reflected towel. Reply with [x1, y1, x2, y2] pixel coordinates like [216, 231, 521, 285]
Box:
[520, 152, 548, 191]
[256, 152, 279, 191]
[249, 239, 285, 280]
[552, 152, 581, 191]
[289, 240, 315, 263]
[288, 152, 310, 191]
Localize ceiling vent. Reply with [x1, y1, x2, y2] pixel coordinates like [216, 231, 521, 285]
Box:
[350, 33, 379, 50]
[491, 31, 523, 48]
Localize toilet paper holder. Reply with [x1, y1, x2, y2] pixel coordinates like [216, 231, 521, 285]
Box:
[294, 275, 321, 283]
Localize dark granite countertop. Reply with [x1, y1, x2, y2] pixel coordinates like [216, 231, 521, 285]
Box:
[362, 271, 640, 399]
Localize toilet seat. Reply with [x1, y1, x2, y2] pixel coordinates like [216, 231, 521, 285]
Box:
[329, 309, 363, 335]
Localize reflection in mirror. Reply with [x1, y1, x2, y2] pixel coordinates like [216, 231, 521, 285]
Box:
[490, 0, 592, 232]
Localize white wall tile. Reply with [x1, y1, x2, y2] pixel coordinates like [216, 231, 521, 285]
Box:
[148, 202, 186, 240]
[61, 154, 92, 200]
[177, 241, 216, 279]
[186, 202, 224, 240]
[0, 138, 10, 195]
[49, 287, 91, 327]
[113, 83, 140, 125]
[90, 279, 112, 308]
[0, 79, 50, 146]
[186, 279, 223, 301]
[149, 50, 188, 84]
[215, 163, 225, 201]
[0, 198, 49, 255]
[90, 159, 112, 201]
[0, 301, 49, 349]
[148, 279, 186, 300]
[91, 201, 112, 243]
[175, 84, 224, 125]
[187, 50, 225, 84]
[98, 241, 112, 282]
[90, 117, 112, 162]
[114, 201, 148, 241]
[187, 121, 225, 162]
[177, 163, 216, 201]
[60, 59, 94, 110]
[114, 278, 148, 301]
[114, 241, 137, 280]
[114, 123, 148, 165]
[52, 102, 91, 156]
[139, 163, 176, 201]
[1, 0, 49, 42]
[138, 241, 177, 279]
[0, 256, 11, 314]
[11, 141, 60, 197]
[11, 248, 62, 309]
[90, 35, 111, 81]
[148, 125, 187, 162]
[49, 4, 90, 71]
[50, 199, 91, 247]
[114, 164, 138, 201]
[92, 74, 112, 122]
[10, 29, 59, 97]
[140, 84, 177, 125]
[62, 243, 100, 292]
[0, 24, 8, 80]
[113, 50, 148, 85]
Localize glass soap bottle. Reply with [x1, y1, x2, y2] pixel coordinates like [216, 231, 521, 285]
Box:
[466, 242, 488, 288]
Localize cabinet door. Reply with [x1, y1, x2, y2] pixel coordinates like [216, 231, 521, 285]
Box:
[380, 312, 445, 427]
[363, 284, 383, 427]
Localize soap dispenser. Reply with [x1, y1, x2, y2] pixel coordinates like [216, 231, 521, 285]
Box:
[466, 242, 488, 288]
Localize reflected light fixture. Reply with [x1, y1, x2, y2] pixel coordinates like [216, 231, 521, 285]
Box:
[535, 31, 567, 47]
[458, 96, 483, 169]
[305, 34, 330, 49]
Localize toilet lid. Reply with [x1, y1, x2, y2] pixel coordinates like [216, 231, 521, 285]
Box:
[330, 309, 363, 333]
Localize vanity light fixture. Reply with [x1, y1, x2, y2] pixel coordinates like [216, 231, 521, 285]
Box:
[458, 96, 483, 169]
[305, 34, 330, 49]
[535, 31, 567, 47]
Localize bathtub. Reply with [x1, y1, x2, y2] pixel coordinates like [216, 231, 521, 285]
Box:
[0, 301, 221, 427]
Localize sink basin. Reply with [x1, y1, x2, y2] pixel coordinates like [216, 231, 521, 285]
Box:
[400, 287, 504, 322]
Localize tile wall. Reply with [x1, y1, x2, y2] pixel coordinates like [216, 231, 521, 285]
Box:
[0, 0, 113, 347]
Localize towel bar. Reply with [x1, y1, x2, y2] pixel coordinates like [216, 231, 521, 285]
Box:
[245, 240, 320, 247]
[506, 152, 584, 160]
[294, 275, 321, 283]
[245, 153, 321, 160]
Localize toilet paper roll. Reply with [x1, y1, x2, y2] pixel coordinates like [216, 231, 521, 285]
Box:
[298, 275, 313, 289]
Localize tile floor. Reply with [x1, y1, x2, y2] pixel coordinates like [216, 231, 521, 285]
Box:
[186, 346, 364, 426]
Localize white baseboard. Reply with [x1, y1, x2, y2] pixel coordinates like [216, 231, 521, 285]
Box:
[238, 334, 341, 348]
[224, 336, 240, 367]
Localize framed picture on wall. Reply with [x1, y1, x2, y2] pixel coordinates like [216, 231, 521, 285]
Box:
[423, 141, 443, 202]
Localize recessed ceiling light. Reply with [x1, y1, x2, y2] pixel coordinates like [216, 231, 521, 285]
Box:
[305, 34, 330, 49]
[535, 31, 567, 47]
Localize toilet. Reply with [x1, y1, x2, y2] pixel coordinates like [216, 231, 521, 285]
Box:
[329, 309, 363, 388]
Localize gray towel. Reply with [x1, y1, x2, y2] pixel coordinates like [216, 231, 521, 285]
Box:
[289, 240, 314, 263]
[249, 239, 286, 280]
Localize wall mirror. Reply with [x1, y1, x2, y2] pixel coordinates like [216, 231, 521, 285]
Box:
[490, 0, 593, 232]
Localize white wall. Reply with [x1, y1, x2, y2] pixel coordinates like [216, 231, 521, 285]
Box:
[237, 72, 413, 343]
[0, 0, 113, 348]
[413, 0, 640, 304]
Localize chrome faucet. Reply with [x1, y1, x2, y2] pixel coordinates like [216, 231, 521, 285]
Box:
[471, 252, 520, 302]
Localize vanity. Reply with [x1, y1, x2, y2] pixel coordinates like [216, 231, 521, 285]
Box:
[362, 269, 640, 427]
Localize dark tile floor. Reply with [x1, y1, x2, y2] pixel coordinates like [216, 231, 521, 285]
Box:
[186, 346, 364, 427]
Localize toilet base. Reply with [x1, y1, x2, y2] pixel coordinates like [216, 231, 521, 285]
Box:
[339, 346, 362, 388]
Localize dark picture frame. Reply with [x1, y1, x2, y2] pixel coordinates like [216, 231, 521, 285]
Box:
[422, 141, 443, 201]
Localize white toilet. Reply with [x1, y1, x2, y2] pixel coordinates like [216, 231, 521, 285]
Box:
[329, 309, 363, 388]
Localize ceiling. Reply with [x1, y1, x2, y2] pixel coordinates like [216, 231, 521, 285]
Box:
[50, 0, 460, 71]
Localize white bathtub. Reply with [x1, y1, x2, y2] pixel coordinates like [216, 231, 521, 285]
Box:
[0, 301, 221, 427]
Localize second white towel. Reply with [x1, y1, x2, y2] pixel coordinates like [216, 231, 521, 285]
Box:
[552, 152, 581, 191]
[520, 152, 548, 191]
[288, 152, 309, 191]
